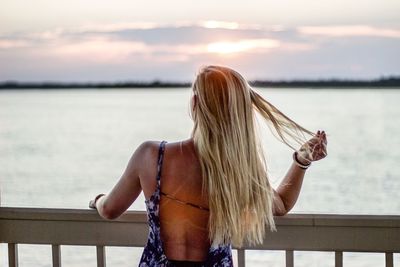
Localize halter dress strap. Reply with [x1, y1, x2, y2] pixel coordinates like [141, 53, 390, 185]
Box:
[156, 140, 167, 185]
[160, 191, 210, 211]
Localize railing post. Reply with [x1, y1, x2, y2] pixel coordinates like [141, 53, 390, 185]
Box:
[335, 251, 343, 267]
[385, 252, 393, 267]
[96, 245, 106, 267]
[8, 243, 19, 267]
[52, 244, 61, 267]
[237, 249, 245, 267]
[285, 250, 294, 267]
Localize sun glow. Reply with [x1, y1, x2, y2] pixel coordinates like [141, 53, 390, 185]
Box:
[202, 20, 239, 30]
[207, 39, 280, 54]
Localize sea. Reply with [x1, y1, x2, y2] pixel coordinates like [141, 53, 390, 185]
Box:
[0, 88, 399, 266]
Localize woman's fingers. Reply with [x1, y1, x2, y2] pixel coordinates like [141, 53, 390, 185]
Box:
[321, 131, 327, 144]
[299, 130, 328, 162]
[89, 200, 96, 209]
[311, 133, 328, 160]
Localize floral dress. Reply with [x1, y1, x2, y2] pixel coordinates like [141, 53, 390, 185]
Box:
[139, 141, 233, 267]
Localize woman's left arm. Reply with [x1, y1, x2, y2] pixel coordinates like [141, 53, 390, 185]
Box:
[89, 141, 151, 219]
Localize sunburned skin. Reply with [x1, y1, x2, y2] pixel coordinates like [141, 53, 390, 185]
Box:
[157, 140, 211, 261]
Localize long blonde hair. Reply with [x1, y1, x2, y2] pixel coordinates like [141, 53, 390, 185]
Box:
[190, 65, 314, 247]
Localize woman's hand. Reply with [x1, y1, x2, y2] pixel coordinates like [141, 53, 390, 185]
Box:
[89, 199, 96, 209]
[297, 130, 328, 164]
[89, 193, 105, 210]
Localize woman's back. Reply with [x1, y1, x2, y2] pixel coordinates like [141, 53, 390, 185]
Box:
[140, 140, 232, 265]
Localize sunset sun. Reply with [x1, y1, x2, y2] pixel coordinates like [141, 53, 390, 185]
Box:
[207, 39, 280, 54]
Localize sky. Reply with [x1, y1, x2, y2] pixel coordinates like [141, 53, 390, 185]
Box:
[0, 0, 399, 82]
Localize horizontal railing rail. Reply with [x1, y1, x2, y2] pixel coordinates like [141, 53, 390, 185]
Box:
[1, 207, 399, 267]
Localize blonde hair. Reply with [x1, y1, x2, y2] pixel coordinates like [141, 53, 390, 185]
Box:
[190, 65, 314, 247]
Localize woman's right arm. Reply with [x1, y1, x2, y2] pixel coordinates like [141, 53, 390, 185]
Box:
[89, 141, 154, 219]
[272, 161, 308, 215]
[273, 131, 327, 216]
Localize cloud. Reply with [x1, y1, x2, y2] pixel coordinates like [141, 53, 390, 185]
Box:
[0, 21, 290, 60]
[51, 38, 148, 63]
[0, 39, 30, 49]
[207, 39, 280, 54]
[298, 25, 400, 38]
[0, 21, 399, 81]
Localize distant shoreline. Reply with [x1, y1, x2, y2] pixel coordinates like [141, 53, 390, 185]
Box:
[1, 77, 399, 89]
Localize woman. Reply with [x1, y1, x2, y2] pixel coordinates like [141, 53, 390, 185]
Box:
[89, 65, 327, 267]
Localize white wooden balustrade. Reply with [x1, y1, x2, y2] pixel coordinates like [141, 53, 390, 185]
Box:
[1, 207, 399, 267]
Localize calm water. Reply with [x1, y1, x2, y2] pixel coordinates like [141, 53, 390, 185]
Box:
[1, 88, 399, 266]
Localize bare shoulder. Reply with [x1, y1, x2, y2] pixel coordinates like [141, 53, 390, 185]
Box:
[133, 140, 166, 168]
[134, 140, 164, 198]
[124, 140, 161, 175]
[136, 140, 160, 155]
[133, 140, 162, 166]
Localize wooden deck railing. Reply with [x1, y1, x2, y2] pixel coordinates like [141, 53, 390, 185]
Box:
[0, 207, 399, 267]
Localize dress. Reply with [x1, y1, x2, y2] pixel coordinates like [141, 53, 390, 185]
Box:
[138, 141, 233, 267]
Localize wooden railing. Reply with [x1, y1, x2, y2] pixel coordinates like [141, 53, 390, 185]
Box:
[0, 207, 399, 267]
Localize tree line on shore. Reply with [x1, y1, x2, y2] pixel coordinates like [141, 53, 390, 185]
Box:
[1, 76, 399, 89]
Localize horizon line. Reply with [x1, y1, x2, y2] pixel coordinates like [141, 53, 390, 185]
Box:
[1, 76, 400, 89]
